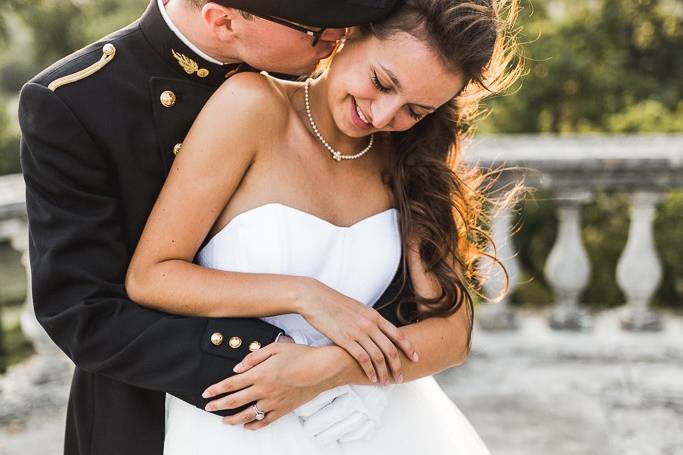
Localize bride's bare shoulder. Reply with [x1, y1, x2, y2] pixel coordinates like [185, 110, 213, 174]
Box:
[208, 72, 290, 129]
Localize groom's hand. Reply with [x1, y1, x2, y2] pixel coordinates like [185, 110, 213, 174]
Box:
[201, 342, 343, 428]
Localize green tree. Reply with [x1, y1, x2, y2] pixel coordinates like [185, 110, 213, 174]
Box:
[481, 0, 683, 133]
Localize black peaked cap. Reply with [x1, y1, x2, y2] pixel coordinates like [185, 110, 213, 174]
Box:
[216, 0, 399, 28]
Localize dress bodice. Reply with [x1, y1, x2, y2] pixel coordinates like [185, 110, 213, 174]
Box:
[197, 202, 402, 346]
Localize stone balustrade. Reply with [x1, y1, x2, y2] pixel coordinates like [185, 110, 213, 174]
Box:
[0, 134, 682, 374]
[470, 134, 683, 331]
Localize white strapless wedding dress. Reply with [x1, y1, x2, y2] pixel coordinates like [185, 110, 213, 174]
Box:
[164, 202, 490, 454]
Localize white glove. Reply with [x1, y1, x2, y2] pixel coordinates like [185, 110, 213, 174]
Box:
[301, 384, 392, 445]
[313, 407, 374, 445]
[289, 330, 352, 420]
[294, 385, 351, 419]
[285, 330, 391, 444]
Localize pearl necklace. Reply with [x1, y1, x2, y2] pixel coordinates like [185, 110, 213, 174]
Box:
[304, 78, 374, 162]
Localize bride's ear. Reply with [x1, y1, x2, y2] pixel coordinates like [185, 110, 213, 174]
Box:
[201, 4, 237, 41]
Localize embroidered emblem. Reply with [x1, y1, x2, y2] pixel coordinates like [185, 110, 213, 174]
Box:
[171, 49, 209, 78]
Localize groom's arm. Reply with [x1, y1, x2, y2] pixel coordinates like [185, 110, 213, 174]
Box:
[18, 80, 283, 414]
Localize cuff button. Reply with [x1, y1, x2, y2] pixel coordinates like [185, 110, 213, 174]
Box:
[248, 341, 261, 352]
[228, 336, 243, 349]
[210, 332, 224, 346]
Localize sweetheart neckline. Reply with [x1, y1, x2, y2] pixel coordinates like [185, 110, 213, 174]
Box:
[206, 202, 398, 247]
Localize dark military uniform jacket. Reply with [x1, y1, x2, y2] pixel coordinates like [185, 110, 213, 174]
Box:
[18, 1, 404, 454]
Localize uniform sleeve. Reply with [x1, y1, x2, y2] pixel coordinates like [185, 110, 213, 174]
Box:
[18, 81, 281, 415]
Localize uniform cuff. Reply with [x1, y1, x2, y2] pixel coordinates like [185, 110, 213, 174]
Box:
[288, 330, 310, 346]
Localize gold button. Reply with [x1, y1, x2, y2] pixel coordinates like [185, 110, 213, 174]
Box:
[228, 336, 242, 349]
[210, 332, 223, 346]
[197, 68, 210, 78]
[173, 143, 182, 155]
[160, 90, 176, 108]
[248, 341, 261, 352]
[103, 43, 116, 57]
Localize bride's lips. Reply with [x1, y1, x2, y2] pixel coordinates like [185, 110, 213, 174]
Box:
[350, 97, 373, 130]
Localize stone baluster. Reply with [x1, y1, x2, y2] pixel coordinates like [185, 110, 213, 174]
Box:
[1, 218, 71, 384]
[617, 191, 663, 331]
[545, 190, 592, 330]
[478, 206, 520, 330]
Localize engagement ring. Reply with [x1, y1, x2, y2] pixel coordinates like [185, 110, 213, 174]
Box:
[253, 404, 266, 421]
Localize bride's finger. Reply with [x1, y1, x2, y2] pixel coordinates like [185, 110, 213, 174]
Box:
[378, 317, 418, 362]
[206, 386, 258, 412]
[344, 340, 377, 383]
[234, 344, 277, 373]
[357, 336, 390, 385]
[203, 370, 255, 399]
[370, 328, 403, 382]
[244, 408, 283, 431]
[221, 402, 261, 426]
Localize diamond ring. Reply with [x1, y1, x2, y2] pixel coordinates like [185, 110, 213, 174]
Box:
[253, 404, 266, 421]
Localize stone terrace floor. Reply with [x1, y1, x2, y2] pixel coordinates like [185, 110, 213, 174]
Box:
[2, 309, 682, 455]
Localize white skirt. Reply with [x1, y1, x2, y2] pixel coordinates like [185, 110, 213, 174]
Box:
[164, 376, 491, 455]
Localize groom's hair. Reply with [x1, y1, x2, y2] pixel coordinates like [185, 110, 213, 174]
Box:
[184, 0, 253, 18]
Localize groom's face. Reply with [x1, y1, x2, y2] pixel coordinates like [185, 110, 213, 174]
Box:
[230, 14, 346, 75]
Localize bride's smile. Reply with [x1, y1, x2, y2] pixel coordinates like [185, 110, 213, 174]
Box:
[319, 29, 466, 139]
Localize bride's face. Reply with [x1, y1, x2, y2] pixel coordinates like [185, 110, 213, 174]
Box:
[325, 30, 466, 138]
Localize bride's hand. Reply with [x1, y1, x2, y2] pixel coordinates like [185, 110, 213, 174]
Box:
[295, 279, 418, 384]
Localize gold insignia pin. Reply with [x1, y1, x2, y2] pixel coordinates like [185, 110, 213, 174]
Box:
[171, 50, 209, 78]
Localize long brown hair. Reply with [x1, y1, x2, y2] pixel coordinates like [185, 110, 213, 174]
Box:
[364, 0, 524, 349]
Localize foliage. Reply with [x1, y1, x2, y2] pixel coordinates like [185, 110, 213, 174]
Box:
[3, 0, 144, 65]
[0, 92, 20, 175]
[480, 0, 683, 134]
[0, 318, 35, 372]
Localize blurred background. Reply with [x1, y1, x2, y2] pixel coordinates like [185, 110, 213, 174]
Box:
[0, 0, 681, 454]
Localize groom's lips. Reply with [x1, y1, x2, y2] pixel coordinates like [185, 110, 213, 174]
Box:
[316, 42, 336, 59]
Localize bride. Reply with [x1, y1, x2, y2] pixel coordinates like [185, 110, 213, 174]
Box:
[126, 0, 520, 452]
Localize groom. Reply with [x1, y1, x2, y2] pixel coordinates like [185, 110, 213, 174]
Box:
[18, 0, 404, 454]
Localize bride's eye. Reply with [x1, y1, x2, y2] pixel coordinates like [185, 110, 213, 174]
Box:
[407, 106, 423, 121]
[371, 71, 390, 93]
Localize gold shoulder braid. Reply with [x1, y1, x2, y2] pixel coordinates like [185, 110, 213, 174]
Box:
[171, 49, 209, 78]
[48, 44, 117, 92]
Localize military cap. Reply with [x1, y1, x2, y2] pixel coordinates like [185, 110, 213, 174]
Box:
[217, 0, 399, 28]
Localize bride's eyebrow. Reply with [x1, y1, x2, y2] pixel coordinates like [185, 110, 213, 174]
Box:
[379, 64, 435, 111]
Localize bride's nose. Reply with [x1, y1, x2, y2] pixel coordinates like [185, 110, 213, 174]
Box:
[370, 98, 401, 129]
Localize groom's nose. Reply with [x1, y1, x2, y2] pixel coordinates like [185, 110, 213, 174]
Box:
[318, 28, 347, 44]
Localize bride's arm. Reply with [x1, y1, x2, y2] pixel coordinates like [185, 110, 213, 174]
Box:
[334, 235, 470, 383]
[324, 303, 470, 386]
[125, 73, 307, 319]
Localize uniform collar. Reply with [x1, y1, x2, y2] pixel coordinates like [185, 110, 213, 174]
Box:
[157, 0, 225, 66]
[140, 0, 248, 87]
